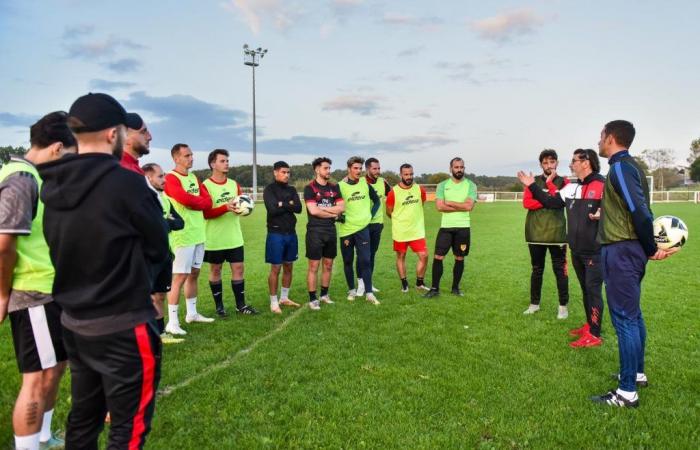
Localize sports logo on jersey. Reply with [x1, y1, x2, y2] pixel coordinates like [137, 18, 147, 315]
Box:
[587, 190, 597, 199]
[343, 239, 350, 246]
[402, 194, 420, 206]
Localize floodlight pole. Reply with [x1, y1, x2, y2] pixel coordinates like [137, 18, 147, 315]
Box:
[243, 45, 267, 200]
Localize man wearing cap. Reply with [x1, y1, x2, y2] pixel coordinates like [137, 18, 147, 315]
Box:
[37, 93, 169, 449]
[1, 112, 75, 450]
[164, 143, 214, 334]
[120, 113, 152, 175]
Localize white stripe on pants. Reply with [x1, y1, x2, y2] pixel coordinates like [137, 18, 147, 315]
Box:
[28, 305, 57, 369]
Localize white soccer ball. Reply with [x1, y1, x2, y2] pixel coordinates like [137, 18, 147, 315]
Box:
[233, 194, 255, 216]
[653, 215, 688, 250]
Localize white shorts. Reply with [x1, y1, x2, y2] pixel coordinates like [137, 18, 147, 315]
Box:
[172, 243, 205, 274]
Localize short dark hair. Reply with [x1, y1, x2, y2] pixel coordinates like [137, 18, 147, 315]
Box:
[171, 143, 189, 157]
[399, 163, 413, 172]
[208, 148, 229, 169]
[539, 149, 558, 162]
[347, 156, 364, 168]
[30, 111, 77, 149]
[449, 157, 464, 167]
[273, 161, 289, 171]
[573, 148, 600, 174]
[365, 157, 379, 168]
[141, 163, 161, 175]
[603, 120, 636, 149]
[312, 157, 332, 170]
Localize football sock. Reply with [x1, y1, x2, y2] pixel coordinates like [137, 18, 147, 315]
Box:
[416, 277, 425, 287]
[168, 304, 179, 326]
[156, 318, 165, 334]
[39, 409, 53, 442]
[185, 297, 197, 316]
[231, 280, 245, 309]
[452, 260, 464, 290]
[209, 281, 224, 312]
[401, 278, 409, 290]
[616, 388, 638, 401]
[309, 290, 318, 302]
[15, 433, 40, 450]
[320, 286, 329, 297]
[281, 287, 290, 299]
[431, 258, 443, 290]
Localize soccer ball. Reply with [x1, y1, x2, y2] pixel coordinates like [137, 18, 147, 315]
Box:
[233, 194, 255, 216]
[653, 215, 688, 250]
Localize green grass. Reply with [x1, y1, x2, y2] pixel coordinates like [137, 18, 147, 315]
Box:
[2, 202, 699, 449]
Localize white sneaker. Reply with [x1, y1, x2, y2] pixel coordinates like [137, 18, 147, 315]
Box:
[366, 293, 380, 305]
[356, 280, 366, 296]
[270, 302, 282, 314]
[165, 322, 187, 335]
[320, 295, 334, 304]
[372, 286, 380, 293]
[186, 313, 215, 323]
[308, 300, 321, 310]
[523, 304, 540, 315]
[347, 289, 357, 301]
[416, 285, 430, 292]
[557, 305, 569, 320]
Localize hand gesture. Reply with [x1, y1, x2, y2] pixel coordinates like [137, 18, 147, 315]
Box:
[588, 208, 601, 221]
[516, 171, 535, 187]
[649, 247, 680, 260]
[546, 170, 557, 183]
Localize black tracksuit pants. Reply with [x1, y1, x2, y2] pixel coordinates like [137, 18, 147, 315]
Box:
[528, 244, 569, 306]
[63, 322, 161, 450]
[571, 252, 604, 336]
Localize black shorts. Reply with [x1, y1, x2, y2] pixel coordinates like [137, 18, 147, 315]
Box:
[204, 246, 244, 264]
[151, 257, 172, 294]
[434, 227, 471, 257]
[10, 302, 68, 373]
[305, 229, 337, 260]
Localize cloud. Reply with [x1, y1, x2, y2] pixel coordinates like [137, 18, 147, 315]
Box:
[322, 95, 385, 116]
[124, 91, 250, 151]
[381, 13, 443, 28]
[331, 0, 363, 22]
[64, 35, 145, 60]
[62, 24, 94, 39]
[89, 79, 137, 90]
[397, 46, 424, 57]
[471, 8, 544, 42]
[435, 61, 478, 82]
[104, 58, 142, 74]
[411, 109, 432, 119]
[0, 112, 39, 128]
[224, 0, 298, 34]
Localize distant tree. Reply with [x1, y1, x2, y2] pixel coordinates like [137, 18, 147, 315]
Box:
[0, 146, 27, 167]
[687, 138, 700, 165]
[632, 156, 650, 175]
[426, 172, 450, 184]
[690, 158, 700, 183]
[641, 148, 676, 190]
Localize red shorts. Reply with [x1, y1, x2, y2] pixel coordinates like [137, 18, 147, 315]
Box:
[393, 238, 427, 253]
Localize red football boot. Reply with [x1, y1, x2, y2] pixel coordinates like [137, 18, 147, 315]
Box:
[568, 323, 590, 337]
[569, 331, 603, 348]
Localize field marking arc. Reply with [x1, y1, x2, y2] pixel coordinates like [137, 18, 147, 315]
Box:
[158, 307, 305, 398]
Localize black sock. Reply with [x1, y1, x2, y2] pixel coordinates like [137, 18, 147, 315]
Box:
[401, 278, 409, 289]
[452, 260, 464, 290]
[231, 280, 245, 309]
[431, 259, 443, 290]
[309, 290, 317, 302]
[320, 286, 329, 297]
[156, 318, 165, 334]
[416, 277, 424, 287]
[210, 281, 224, 312]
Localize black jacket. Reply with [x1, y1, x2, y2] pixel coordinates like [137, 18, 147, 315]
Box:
[38, 153, 169, 334]
[263, 181, 302, 234]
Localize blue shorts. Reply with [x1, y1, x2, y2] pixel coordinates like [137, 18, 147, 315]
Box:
[265, 233, 298, 265]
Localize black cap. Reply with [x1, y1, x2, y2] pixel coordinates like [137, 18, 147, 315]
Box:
[125, 113, 144, 130]
[68, 93, 128, 133]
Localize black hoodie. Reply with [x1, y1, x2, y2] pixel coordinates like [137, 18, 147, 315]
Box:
[38, 153, 169, 335]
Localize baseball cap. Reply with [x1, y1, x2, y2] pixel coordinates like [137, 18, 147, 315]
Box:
[125, 113, 144, 130]
[67, 93, 128, 133]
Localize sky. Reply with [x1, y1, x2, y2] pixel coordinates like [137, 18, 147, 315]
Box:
[1, 0, 698, 176]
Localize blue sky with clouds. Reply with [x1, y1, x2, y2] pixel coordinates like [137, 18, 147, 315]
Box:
[1, 0, 698, 175]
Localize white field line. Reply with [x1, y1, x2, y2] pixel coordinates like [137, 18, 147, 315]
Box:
[158, 307, 305, 397]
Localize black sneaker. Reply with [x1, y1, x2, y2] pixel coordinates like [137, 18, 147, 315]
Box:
[216, 309, 228, 318]
[590, 390, 639, 408]
[610, 373, 649, 388]
[423, 288, 440, 298]
[451, 288, 464, 297]
[237, 305, 259, 315]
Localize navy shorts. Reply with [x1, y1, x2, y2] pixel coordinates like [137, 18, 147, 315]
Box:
[266, 233, 298, 264]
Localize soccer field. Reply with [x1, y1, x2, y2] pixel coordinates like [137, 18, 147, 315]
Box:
[1, 202, 699, 449]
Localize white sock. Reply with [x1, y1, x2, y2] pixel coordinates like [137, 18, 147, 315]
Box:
[270, 295, 279, 305]
[616, 388, 638, 400]
[168, 304, 179, 326]
[637, 373, 647, 381]
[280, 287, 290, 299]
[357, 279, 365, 290]
[40, 409, 53, 441]
[186, 297, 197, 316]
[15, 432, 40, 450]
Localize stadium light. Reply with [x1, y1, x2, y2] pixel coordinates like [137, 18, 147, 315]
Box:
[242, 44, 268, 200]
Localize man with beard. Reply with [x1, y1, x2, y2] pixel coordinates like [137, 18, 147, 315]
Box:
[37, 93, 168, 449]
[355, 157, 391, 296]
[521, 149, 570, 318]
[120, 113, 152, 175]
[303, 157, 345, 310]
[164, 143, 214, 335]
[518, 149, 605, 347]
[385, 163, 429, 292]
[1, 111, 75, 450]
[424, 157, 477, 298]
[338, 156, 380, 304]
